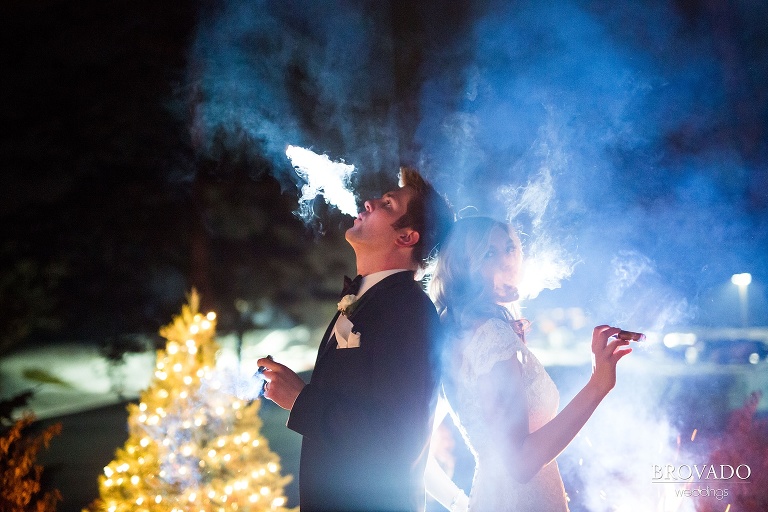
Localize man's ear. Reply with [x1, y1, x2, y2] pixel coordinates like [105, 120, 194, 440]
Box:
[395, 229, 420, 248]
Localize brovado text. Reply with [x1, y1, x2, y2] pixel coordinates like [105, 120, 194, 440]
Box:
[652, 464, 751, 482]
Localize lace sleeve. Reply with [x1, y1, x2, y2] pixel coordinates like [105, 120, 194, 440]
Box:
[461, 318, 523, 384]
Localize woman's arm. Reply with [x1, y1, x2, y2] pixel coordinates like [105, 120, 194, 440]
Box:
[425, 396, 469, 511]
[479, 325, 631, 483]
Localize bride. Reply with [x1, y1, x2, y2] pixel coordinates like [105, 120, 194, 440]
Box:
[426, 216, 632, 511]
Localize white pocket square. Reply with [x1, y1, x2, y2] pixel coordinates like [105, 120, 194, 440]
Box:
[337, 331, 361, 349]
[347, 331, 361, 348]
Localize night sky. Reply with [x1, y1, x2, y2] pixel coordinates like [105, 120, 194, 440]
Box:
[3, 0, 768, 353]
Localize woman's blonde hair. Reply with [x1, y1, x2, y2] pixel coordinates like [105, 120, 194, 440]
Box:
[430, 216, 518, 335]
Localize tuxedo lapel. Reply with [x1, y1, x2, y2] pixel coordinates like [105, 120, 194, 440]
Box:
[315, 271, 415, 364]
[316, 311, 341, 362]
[346, 271, 414, 324]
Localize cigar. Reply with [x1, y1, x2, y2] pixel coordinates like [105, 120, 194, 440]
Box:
[257, 354, 274, 374]
[256, 355, 274, 395]
[616, 330, 645, 341]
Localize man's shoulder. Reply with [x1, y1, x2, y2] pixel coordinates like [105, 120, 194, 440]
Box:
[374, 272, 431, 298]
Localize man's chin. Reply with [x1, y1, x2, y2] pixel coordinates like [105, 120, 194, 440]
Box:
[344, 226, 359, 244]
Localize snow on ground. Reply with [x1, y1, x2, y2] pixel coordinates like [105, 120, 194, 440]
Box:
[0, 326, 324, 420]
[3, 323, 767, 421]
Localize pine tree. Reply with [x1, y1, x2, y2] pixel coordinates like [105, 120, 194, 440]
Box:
[0, 414, 62, 512]
[89, 291, 294, 512]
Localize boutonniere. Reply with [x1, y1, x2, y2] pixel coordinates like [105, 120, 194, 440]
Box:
[337, 294, 360, 317]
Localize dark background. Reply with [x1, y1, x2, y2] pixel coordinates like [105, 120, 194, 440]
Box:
[1, 1, 355, 357]
[3, 0, 768, 356]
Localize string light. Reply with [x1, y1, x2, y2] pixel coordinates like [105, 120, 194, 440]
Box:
[92, 294, 291, 511]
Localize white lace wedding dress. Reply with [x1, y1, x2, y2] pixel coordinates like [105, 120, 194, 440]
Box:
[445, 317, 569, 511]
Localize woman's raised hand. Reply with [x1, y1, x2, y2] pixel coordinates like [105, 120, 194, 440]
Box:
[589, 325, 632, 396]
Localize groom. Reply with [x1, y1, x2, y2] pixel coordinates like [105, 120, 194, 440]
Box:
[258, 167, 453, 512]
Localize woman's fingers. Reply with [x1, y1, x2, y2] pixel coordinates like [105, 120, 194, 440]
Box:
[592, 325, 621, 352]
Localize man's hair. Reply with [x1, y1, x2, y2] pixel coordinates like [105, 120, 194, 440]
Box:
[392, 167, 454, 269]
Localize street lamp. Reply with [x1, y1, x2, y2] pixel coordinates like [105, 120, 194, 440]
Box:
[731, 273, 752, 327]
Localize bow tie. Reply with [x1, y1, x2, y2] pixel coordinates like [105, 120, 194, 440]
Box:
[340, 274, 363, 298]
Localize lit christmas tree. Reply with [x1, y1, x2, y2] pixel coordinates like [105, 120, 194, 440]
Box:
[89, 291, 294, 512]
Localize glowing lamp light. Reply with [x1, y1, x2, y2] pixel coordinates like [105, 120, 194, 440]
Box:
[190, 324, 200, 334]
[140, 438, 150, 447]
[207, 311, 216, 321]
[731, 273, 752, 287]
[732, 272, 752, 327]
[663, 332, 697, 348]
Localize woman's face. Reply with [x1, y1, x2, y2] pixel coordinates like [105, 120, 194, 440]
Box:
[477, 225, 523, 304]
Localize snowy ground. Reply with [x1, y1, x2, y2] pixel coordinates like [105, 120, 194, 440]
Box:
[3, 324, 768, 423]
[2, 325, 768, 512]
[0, 326, 324, 420]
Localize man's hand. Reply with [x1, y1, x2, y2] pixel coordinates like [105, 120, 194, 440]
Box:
[256, 357, 306, 411]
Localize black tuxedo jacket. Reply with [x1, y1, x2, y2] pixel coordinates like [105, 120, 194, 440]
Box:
[287, 271, 443, 512]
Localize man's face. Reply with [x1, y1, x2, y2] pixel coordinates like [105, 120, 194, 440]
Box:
[345, 185, 417, 252]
